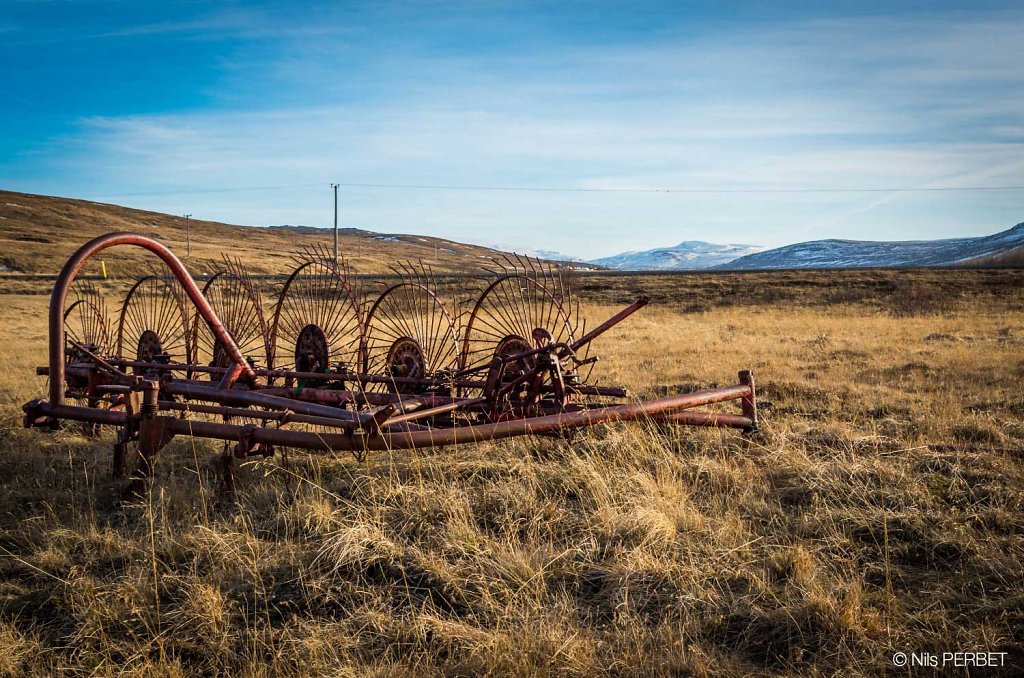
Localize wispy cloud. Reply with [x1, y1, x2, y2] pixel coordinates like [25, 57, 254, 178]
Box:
[4, 4, 1023, 258]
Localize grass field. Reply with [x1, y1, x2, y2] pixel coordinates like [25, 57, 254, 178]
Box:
[1, 267, 1022, 676]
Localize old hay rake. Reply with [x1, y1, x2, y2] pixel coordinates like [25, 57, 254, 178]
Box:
[24, 233, 758, 494]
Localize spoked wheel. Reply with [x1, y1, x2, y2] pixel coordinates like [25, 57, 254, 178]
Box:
[192, 263, 270, 379]
[364, 263, 460, 394]
[63, 284, 111, 435]
[271, 246, 365, 389]
[187, 262, 274, 434]
[64, 285, 111, 362]
[116, 275, 193, 375]
[461, 256, 590, 405]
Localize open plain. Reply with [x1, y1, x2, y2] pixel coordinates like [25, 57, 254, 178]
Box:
[0, 267, 1022, 676]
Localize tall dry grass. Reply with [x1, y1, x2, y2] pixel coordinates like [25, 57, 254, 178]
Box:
[0, 271, 1022, 676]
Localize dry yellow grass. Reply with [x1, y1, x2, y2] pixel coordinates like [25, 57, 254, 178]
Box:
[0, 268, 1022, 676]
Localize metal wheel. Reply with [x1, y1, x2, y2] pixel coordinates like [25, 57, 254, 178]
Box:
[461, 255, 582, 372]
[116, 275, 192, 373]
[364, 262, 460, 394]
[63, 284, 112, 435]
[270, 245, 365, 387]
[192, 260, 270, 379]
[64, 284, 111, 361]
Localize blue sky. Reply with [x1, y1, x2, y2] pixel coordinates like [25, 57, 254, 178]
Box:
[1, 1, 1022, 259]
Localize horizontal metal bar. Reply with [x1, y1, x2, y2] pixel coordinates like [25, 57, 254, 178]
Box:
[163, 382, 364, 423]
[384, 396, 488, 426]
[43, 363, 629, 399]
[162, 382, 752, 452]
[158, 401, 353, 429]
[29, 402, 129, 425]
[654, 410, 754, 429]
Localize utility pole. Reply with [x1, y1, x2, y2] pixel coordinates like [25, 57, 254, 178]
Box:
[330, 183, 339, 264]
[183, 214, 192, 256]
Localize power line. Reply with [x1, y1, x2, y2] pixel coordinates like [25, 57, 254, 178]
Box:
[336, 182, 1024, 194]
[89, 183, 324, 198]
[87, 181, 1024, 200]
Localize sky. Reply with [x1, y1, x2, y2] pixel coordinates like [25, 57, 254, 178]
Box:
[1, 0, 1022, 260]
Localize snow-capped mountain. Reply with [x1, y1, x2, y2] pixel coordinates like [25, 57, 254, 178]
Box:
[589, 241, 765, 270]
[531, 249, 585, 263]
[478, 241, 585, 263]
[717, 222, 1024, 270]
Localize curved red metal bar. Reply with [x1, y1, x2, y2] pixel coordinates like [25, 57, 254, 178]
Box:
[48, 232, 254, 405]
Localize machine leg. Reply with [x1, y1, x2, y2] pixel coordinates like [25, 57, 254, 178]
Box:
[124, 415, 173, 498]
[739, 370, 758, 433]
[126, 446, 154, 497]
[218, 444, 237, 500]
[112, 441, 128, 479]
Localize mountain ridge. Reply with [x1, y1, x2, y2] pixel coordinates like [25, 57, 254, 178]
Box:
[589, 240, 764, 270]
[717, 222, 1024, 270]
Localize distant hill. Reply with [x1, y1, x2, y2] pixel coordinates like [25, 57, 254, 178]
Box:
[589, 241, 764, 270]
[0, 190, 519, 276]
[962, 244, 1024, 268]
[717, 223, 1024, 270]
[477, 241, 595, 267]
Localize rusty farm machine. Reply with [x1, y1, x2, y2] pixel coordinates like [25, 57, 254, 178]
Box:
[24, 233, 757, 494]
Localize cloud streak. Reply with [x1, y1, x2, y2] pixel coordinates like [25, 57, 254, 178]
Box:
[2, 3, 1023, 258]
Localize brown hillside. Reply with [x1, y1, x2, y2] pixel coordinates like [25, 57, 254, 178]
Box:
[962, 244, 1024, 268]
[0, 190, 522, 276]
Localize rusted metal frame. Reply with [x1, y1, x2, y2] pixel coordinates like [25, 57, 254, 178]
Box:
[47, 359, 629, 398]
[25, 401, 130, 426]
[166, 381, 399, 434]
[468, 315, 631, 399]
[162, 381, 364, 423]
[98, 358, 443, 387]
[160, 382, 753, 452]
[256, 386, 468, 409]
[217, 362, 247, 390]
[654, 411, 754, 429]
[27, 372, 754, 455]
[452, 297, 645, 390]
[67, 339, 132, 385]
[128, 381, 175, 495]
[255, 387, 494, 424]
[157, 401, 354, 429]
[21, 379, 647, 448]
[652, 372, 757, 431]
[739, 370, 758, 429]
[491, 350, 564, 402]
[48, 232, 254, 406]
[383, 396, 489, 426]
[94, 384, 131, 395]
[458, 271, 576, 373]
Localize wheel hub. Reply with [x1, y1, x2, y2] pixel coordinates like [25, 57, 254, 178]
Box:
[136, 329, 162, 360]
[295, 324, 330, 377]
[134, 329, 164, 376]
[495, 334, 533, 367]
[386, 337, 427, 393]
